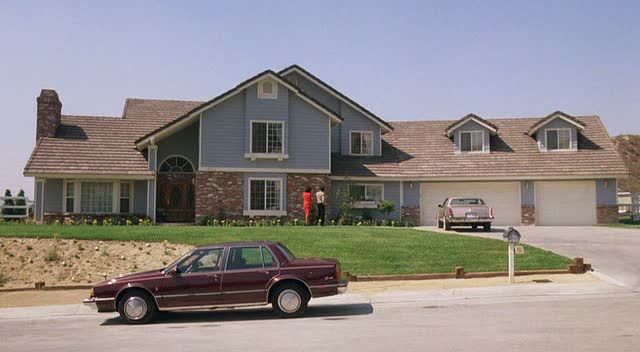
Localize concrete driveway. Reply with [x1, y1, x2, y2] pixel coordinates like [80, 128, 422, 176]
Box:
[418, 226, 640, 291]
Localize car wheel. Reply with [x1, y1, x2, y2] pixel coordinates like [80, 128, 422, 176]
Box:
[483, 223, 491, 232]
[444, 218, 452, 231]
[117, 290, 157, 324]
[437, 217, 443, 228]
[272, 283, 309, 318]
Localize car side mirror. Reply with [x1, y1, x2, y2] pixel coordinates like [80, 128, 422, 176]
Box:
[168, 267, 180, 276]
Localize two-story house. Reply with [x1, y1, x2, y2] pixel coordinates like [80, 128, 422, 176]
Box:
[24, 65, 628, 226]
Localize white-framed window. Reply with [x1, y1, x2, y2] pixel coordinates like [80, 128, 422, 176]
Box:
[248, 178, 283, 215]
[250, 121, 284, 154]
[545, 128, 572, 151]
[459, 130, 485, 153]
[349, 184, 384, 208]
[350, 131, 374, 155]
[64, 181, 75, 213]
[119, 182, 132, 214]
[80, 182, 114, 213]
[258, 78, 278, 99]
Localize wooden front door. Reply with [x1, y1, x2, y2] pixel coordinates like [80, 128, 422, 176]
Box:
[157, 173, 195, 223]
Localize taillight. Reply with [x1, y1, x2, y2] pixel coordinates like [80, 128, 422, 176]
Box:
[335, 263, 341, 281]
[490, 208, 494, 218]
[448, 208, 453, 217]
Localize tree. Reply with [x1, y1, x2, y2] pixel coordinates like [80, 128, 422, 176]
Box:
[2, 189, 14, 216]
[15, 190, 26, 217]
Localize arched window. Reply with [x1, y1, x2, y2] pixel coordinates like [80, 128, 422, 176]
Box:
[159, 156, 194, 173]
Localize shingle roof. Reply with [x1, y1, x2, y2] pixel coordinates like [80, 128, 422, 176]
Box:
[331, 115, 628, 178]
[526, 110, 586, 135]
[123, 98, 204, 122]
[445, 113, 499, 136]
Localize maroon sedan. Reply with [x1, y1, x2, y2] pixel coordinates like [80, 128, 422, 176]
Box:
[83, 241, 348, 324]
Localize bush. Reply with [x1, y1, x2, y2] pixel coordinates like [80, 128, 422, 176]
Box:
[377, 200, 396, 219]
[44, 248, 60, 262]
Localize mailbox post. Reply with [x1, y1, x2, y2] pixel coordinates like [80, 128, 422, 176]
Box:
[503, 227, 521, 284]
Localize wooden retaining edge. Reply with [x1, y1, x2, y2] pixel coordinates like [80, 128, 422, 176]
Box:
[0, 284, 93, 293]
[346, 257, 590, 282]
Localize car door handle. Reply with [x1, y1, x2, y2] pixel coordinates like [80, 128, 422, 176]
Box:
[207, 274, 219, 281]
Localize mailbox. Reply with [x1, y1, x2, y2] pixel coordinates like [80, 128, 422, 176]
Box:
[503, 227, 521, 244]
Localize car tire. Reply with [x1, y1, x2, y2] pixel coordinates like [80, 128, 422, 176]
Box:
[272, 283, 309, 318]
[437, 218, 443, 228]
[444, 218, 452, 231]
[483, 223, 491, 232]
[117, 290, 157, 324]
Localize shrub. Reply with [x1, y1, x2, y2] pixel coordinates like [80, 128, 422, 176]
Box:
[0, 268, 6, 287]
[377, 200, 396, 219]
[44, 248, 60, 262]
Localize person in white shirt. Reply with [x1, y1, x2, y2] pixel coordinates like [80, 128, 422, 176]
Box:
[315, 187, 326, 225]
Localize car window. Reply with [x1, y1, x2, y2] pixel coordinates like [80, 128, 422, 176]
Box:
[262, 247, 277, 268]
[226, 247, 263, 270]
[276, 243, 296, 261]
[177, 248, 223, 274]
[449, 198, 484, 205]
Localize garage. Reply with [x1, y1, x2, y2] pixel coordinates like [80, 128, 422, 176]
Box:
[420, 182, 521, 226]
[535, 181, 596, 226]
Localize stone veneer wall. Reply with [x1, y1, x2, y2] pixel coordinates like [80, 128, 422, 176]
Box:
[195, 171, 244, 222]
[597, 205, 618, 224]
[401, 206, 420, 226]
[36, 89, 62, 142]
[287, 174, 331, 221]
[521, 205, 536, 225]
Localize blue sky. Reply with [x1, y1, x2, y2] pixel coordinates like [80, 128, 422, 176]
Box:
[1, 0, 639, 195]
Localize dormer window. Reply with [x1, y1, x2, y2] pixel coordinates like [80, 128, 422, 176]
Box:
[350, 131, 373, 155]
[546, 128, 572, 150]
[459, 131, 484, 153]
[258, 79, 278, 99]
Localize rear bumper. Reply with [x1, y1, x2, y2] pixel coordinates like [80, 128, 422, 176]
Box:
[338, 281, 349, 294]
[449, 218, 493, 224]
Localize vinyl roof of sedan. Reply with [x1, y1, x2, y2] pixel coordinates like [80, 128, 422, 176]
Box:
[195, 241, 280, 249]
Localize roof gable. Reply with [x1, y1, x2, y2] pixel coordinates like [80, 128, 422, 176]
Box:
[279, 65, 393, 133]
[134, 70, 344, 149]
[527, 111, 586, 136]
[445, 114, 498, 137]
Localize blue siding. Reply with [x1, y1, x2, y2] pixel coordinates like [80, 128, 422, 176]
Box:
[157, 122, 199, 170]
[521, 181, 535, 206]
[596, 179, 617, 205]
[242, 173, 287, 211]
[200, 84, 330, 171]
[134, 180, 148, 215]
[536, 119, 578, 150]
[402, 181, 420, 207]
[451, 120, 491, 153]
[283, 72, 341, 112]
[331, 123, 341, 153]
[44, 178, 63, 213]
[340, 104, 382, 156]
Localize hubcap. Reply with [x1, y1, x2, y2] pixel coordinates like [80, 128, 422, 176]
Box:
[123, 296, 148, 320]
[278, 289, 301, 313]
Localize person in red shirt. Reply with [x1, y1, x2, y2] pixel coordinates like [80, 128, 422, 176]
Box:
[303, 186, 313, 225]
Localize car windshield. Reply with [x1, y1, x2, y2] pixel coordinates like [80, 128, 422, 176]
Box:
[276, 243, 296, 261]
[450, 198, 484, 205]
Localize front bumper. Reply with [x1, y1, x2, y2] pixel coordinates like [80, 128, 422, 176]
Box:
[338, 280, 349, 294]
[83, 297, 115, 312]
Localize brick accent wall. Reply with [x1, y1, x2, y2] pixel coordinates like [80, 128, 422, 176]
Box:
[521, 205, 536, 225]
[287, 174, 331, 221]
[36, 89, 62, 141]
[401, 206, 421, 226]
[597, 205, 618, 224]
[195, 171, 244, 222]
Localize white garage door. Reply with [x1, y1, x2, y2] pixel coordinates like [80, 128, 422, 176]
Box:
[420, 182, 521, 226]
[535, 181, 596, 226]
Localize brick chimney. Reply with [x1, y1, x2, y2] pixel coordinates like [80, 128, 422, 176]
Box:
[36, 89, 62, 141]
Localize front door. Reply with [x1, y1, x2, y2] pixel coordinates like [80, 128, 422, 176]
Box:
[157, 173, 195, 223]
[221, 246, 279, 304]
[159, 247, 224, 308]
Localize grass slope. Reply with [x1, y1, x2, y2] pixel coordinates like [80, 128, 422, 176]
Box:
[0, 225, 572, 275]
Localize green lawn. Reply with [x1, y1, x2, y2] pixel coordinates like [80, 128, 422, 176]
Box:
[0, 224, 572, 275]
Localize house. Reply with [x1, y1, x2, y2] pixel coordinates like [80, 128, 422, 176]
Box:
[24, 65, 628, 226]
